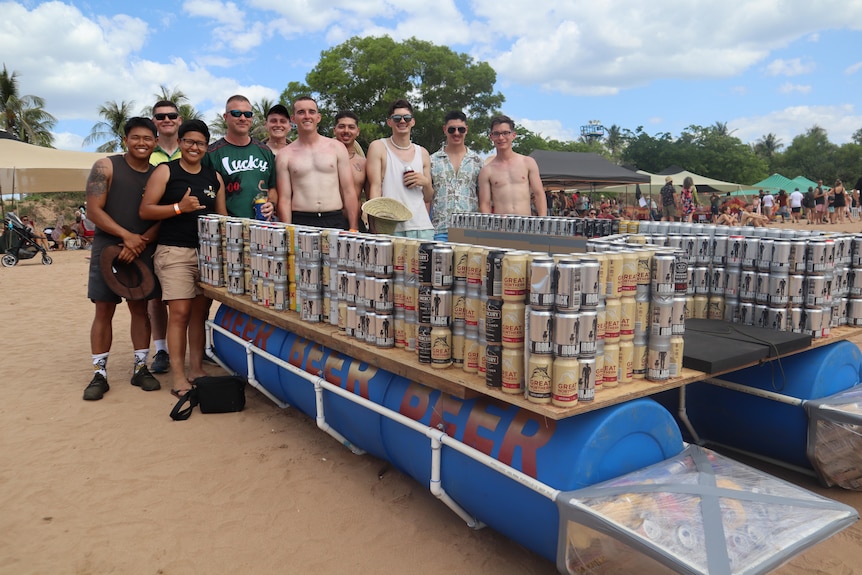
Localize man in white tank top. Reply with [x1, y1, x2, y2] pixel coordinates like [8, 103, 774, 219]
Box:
[366, 99, 434, 239]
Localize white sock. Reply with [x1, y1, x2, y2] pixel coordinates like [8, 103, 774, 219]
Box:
[134, 349, 149, 372]
[92, 352, 109, 377]
[154, 339, 168, 354]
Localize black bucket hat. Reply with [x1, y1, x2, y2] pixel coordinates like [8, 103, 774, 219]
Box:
[100, 244, 155, 300]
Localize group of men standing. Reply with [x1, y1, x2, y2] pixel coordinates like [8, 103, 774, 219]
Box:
[84, 94, 546, 400]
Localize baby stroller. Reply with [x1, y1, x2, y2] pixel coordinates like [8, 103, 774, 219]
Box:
[2, 212, 53, 267]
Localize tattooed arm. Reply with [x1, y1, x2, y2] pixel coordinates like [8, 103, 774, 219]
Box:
[85, 157, 147, 262]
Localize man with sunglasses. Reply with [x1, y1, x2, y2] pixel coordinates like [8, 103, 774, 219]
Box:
[147, 99, 184, 375]
[478, 115, 547, 217]
[150, 100, 183, 165]
[275, 97, 359, 230]
[429, 111, 484, 241]
[203, 94, 277, 220]
[366, 99, 434, 239]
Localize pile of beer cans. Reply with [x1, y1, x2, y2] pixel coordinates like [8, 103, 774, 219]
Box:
[620, 220, 860, 338]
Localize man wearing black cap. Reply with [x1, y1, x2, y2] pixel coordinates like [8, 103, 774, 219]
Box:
[82, 117, 162, 401]
[264, 104, 291, 154]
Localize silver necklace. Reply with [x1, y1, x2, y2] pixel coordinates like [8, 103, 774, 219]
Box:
[389, 137, 413, 150]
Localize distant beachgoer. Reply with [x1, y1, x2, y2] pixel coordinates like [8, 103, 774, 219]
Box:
[660, 176, 677, 221]
[832, 179, 846, 224]
[680, 176, 695, 223]
[789, 188, 804, 223]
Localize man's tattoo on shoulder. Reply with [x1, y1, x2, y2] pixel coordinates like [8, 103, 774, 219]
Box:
[86, 164, 108, 198]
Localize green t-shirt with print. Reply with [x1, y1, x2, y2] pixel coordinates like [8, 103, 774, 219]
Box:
[203, 138, 276, 218]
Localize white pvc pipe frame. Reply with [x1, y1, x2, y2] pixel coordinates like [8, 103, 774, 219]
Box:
[205, 320, 561, 529]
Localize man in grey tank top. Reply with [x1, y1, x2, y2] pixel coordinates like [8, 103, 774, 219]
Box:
[82, 117, 162, 401]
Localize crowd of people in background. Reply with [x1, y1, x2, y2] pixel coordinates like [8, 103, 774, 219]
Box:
[545, 176, 862, 228]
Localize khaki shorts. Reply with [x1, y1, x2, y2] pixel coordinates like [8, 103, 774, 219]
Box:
[154, 245, 201, 301]
[662, 204, 677, 218]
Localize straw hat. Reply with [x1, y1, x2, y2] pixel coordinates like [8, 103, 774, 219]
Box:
[665, 176, 673, 183]
[100, 244, 156, 301]
[361, 197, 413, 235]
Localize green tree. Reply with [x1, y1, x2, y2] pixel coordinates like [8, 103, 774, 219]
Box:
[84, 100, 135, 152]
[0, 64, 56, 146]
[777, 125, 839, 181]
[282, 36, 505, 153]
[852, 128, 862, 146]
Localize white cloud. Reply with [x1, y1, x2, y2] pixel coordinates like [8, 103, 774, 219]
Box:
[846, 62, 862, 75]
[778, 83, 812, 94]
[766, 58, 815, 77]
[516, 118, 577, 142]
[731, 104, 862, 145]
[53, 132, 86, 151]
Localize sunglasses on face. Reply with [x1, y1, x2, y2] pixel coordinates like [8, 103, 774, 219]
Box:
[390, 114, 413, 123]
[153, 112, 179, 121]
[447, 126, 467, 134]
[228, 110, 254, 118]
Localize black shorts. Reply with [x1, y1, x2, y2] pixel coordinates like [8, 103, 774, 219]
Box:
[292, 210, 349, 230]
[88, 238, 160, 303]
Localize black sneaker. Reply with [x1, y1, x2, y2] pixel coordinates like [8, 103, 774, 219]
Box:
[131, 365, 161, 391]
[83, 373, 110, 401]
[151, 350, 170, 374]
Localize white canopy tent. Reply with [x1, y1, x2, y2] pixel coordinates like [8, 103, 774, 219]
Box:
[0, 138, 111, 197]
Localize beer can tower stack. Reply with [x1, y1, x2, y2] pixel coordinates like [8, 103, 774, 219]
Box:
[197, 214, 227, 289]
[425, 242, 454, 368]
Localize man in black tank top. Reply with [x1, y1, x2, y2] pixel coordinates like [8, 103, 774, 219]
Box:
[82, 117, 162, 401]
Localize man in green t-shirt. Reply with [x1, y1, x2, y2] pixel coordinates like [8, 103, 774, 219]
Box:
[203, 94, 276, 219]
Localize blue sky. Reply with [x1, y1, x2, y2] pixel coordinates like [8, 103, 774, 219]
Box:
[2, 0, 862, 152]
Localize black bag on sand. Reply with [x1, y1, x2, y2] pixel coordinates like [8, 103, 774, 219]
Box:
[170, 376, 246, 421]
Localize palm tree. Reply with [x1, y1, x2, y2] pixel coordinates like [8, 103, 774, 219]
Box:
[250, 97, 276, 141]
[753, 133, 784, 159]
[0, 64, 57, 146]
[84, 100, 135, 152]
[604, 124, 624, 160]
[148, 85, 203, 121]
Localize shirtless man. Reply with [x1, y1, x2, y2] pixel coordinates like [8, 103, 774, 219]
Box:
[275, 97, 359, 230]
[477, 115, 547, 217]
[264, 104, 291, 154]
[333, 111, 368, 205]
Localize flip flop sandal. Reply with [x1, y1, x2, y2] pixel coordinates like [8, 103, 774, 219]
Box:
[170, 388, 192, 398]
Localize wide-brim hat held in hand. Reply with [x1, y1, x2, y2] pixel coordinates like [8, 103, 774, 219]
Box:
[100, 244, 155, 301]
[361, 197, 413, 235]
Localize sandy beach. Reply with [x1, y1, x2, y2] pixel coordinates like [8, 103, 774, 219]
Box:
[3, 217, 862, 574]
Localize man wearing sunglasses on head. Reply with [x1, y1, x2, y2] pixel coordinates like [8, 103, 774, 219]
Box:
[146, 99, 184, 375]
[366, 99, 434, 239]
[478, 115, 547, 217]
[275, 97, 359, 230]
[429, 111, 484, 241]
[203, 94, 277, 220]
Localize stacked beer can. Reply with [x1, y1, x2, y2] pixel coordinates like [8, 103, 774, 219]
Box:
[422, 242, 454, 368]
[451, 212, 620, 239]
[294, 228, 321, 319]
[245, 221, 289, 310]
[525, 254, 601, 406]
[197, 214, 226, 288]
[463, 245, 485, 374]
[647, 247, 686, 381]
[488, 251, 528, 393]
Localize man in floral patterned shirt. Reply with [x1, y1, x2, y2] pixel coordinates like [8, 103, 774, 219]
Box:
[430, 111, 484, 241]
